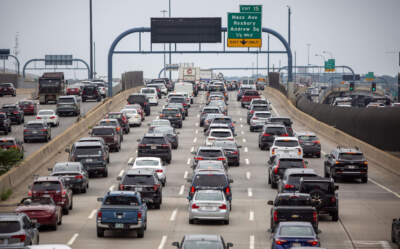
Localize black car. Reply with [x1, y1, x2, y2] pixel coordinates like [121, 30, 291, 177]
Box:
[267, 117, 294, 136]
[199, 106, 222, 126]
[137, 133, 172, 164]
[299, 176, 339, 221]
[81, 85, 102, 102]
[258, 124, 288, 150]
[297, 132, 321, 158]
[247, 104, 269, 124]
[0, 112, 11, 134]
[117, 168, 163, 209]
[159, 107, 183, 128]
[267, 155, 308, 189]
[277, 168, 318, 193]
[23, 120, 51, 142]
[127, 93, 150, 116]
[49, 162, 89, 193]
[0, 83, 16, 97]
[1, 104, 24, 124]
[191, 146, 227, 168]
[392, 218, 400, 248]
[165, 103, 186, 120]
[324, 147, 368, 183]
[149, 125, 179, 149]
[213, 140, 241, 166]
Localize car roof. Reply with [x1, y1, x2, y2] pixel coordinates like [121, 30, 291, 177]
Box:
[126, 168, 155, 175]
[34, 176, 61, 182]
[143, 133, 165, 138]
[184, 234, 221, 241]
[106, 191, 139, 197]
[135, 157, 161, 161]
[92, 125, 116, 130]
[276, 192, 311, 198]
[296, 132, 317, 136]
[285, 168, 317, 175]
[74, 141, 102, 147]
[209, 128, 232, 132]
[274, 137, 298, 141]
[27, 120, 46, 124]
[198, 146, 223, 151]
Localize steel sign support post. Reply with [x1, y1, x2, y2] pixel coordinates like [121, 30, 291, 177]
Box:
[89, 0, 94, 79]
[23, 58, 91, 79]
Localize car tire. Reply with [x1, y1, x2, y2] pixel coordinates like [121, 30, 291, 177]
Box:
[154, 202, 161, 209]
[4, 130, 8, 135]
[69, 199, 73, 210]
[361, 176, 368, 183]
[224, 219, 229, 225]
[52, 223, 58, 231]
[137, 228, 145, 238]
[8, 126, 11, 132]
[81, 186, 87, 193]
[103, 169, 108, 177]
[57, 214, 62, 225]
[189, 219, 194, 224]
[63, 207, 69, 215]
[332, 210, 339, 221]
[271, 180, 277, 189]
[97, 228, 105, 237]
[330, 169, 336, 181]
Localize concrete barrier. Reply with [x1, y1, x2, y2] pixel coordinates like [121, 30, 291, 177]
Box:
[264, 87, 400, 176]
[0, 86, 141, 195]
[16, 88, 35, 95]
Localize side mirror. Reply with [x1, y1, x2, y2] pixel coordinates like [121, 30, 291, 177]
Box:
[116, 176, 122, 181]
[147, 123, 150, 126]
[317, 229, 322, 234]
[191, 151, 196, 155]
[229, 179, 234, 183]
[305, 161, 309, 165]
[227, 242, 234, 248]
[176, 132, 180, 135]
[335, 185, 339, 190]
[97, 197, 104, 202]
[65, 147, 70, 153]
[28, 185, 31, 190]
[136, 139, 141, 142]
[47, 168, 52, 172]
[88, 131, 91, 135]
[267, 200, 274, 205]
[172, 242, 180, 248]
[237, 145, 242, 148]
[34, 223, 40, 229]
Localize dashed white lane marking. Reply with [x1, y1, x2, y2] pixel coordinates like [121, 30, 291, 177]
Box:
[88, 209, 97, 219]
[240, 118, 242, 122]
[118, 169, 124, 177]
[191, 146, 194, 152]
[246, 171, 251, 180]
[193, 137, 197, 143]
[321, 150, 327, 155]
[249, 211, 254, 221]
[241, 131, 244, 135]
[67, 233, 79, 246]
[170, 209, 178, 221]
[197, 114, 200, 118]
[158, 235, 168, 249]
[187, 158, 191, 165]
[128, 157, 134, 164]
[109, 185, 115, 191]
[195, 129, 199, 134]
[179, 185, 184, 195]
[195, 122, 199, 127]
[240, 124, 244, 128]
[249, 235, 255, 249]
[244, 147, 248, 153]
[184, 171, 188, 179]
[245, 158, 250, 165]
[243, 138, 247, 143]
[248, 188, 253, 197]
[369, 178, 400, 199]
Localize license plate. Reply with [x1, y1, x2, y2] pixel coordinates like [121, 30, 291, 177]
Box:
[31, 219, 37, 223]
[347, 165, 356, 169]
[32, 131, 38, 134]
[284, 150, 289, 153]
[115, 223, 124, 229]
[291, 214, 300, 218]
[135, 187, 143, 192]
[305, 143, 313, 146]
[292, 243, 301, 247]
[201, 207, 216, 211]
[86, 158, 93, 162]
[151, 145, 156, 149]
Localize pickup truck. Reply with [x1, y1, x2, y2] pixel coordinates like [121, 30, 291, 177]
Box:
[96, 191, 147, 238]
[240, 90, 261, 108]
[268, 193, 318, 232]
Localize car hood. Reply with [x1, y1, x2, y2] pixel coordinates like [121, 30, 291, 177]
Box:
[16, 205, 55, 212]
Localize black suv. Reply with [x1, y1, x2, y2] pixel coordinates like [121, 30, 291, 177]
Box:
[267, 155, 307, 189]
[127, 93, 150, 116]
[117, 168, 163, 209]
[137, 133, 172, 164]
[1, 104, 24, 124]
[297, 132, 321, 158]
[82, 85, 102, 102]
[299, 176, 339, 221]
[0, 83, 16, 96]
[159, 107, 183, 128]
[149, 125, 179, 149]
[267, 117, 294, 136]
[258, 124, 287, 150]
[324, 147, 368, 183]
[0, 112, 11, 134]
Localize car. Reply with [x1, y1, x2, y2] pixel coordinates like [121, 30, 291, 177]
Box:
[149, 125, 179, 149]
[210, 116, 236, 134]
[268, 117, 294, 136]
[18, 100, 38, 115]
[247, 104, 270, 124]
[168, 97, 189, 116]
[324, 146, 368, 183]
[256, 81, 266, 90]
[121, 108, 142, 127]
[188, 189, 230, 224]
[90, 81, 107, 98]
[258, 124, 288, 150]
[66, 141, 109, 177]
[49, 162, 89, 193]
[249, 111, 272, 132]
[15, 196, 62, 230]
[296, 132, 321, 158]
[106, 112, 130, 134]
[96, 191, 147, 238]
[278, 168, 318, 193]
[165, 103, 186, 120]
[208, 100, 227, 115]
[199, 106, 222, 126]
[299, 176, 339, 221]
[392, 218, 400, 248]
[193, 160, 227, 174]
[81, 85, 102, 102]
[127, 93, 151, 116]
[0, 212, 39, 247]
[130, 157, 166, 186]
[203, 113, 224, 132]
[98, 119, 124, 142]
[267, 155, 307, 189]
[66, 85, 81, 96]
[23, 120, 51, 143]
[56, 96, 81, 116]
[90, 126, 121, 152]
[271, 222, 320, 249]
[268, 193, 318, 232]
[0, 137, 24, 158]
[149, 119, 171, 128]
[29, 176, 73, 215]
[36, 109, 60, 127]
[192, 146, 227, 168]
[124, 104, 145, 121]
[212, 140, 241, 166]
[1, 104, 24, 124]
[137, 133, 172, 164]
[204, 123, 231, 136]
[140, 87, 158, 105]
[172, 234, 233, 249]
[0, 113, 11, 134]
[270, 137, 303, 158]
[236, 85, 253, 101]
[241, 90, 261, 107]
[117, 168, 163, 209]
[0, 83, 16, 96]
[205, 128, 234, 146]
[250, 97, 269, 106]
[159, 107, 183, 128]
[78, 136, 109, 152]
[148, 83, 168, 96]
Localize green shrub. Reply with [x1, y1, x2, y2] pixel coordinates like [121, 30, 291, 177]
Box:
[0, 148, 23, 176]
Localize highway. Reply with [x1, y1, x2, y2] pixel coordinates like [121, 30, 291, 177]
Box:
[2, 89, 399, 249]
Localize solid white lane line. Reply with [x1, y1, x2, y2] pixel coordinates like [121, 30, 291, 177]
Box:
[193, 137, 197, 143]
[184, 171, 188, 179]
[240, 118, 243, 122]
[369, 178, 400, 199]
[118, 170, 124, 177]
[158, 235, 168, 249]
[88, 209, 97, 219]
[109, 185, 115, 191]
[249, 211, 254, 221]
[380, 241, 392, 249]
[248, 188, 253, 197]
[249, 235, 255, 249]
[191, 146, 194, 152]
[244, 147, 248, 153]
[241, 131, 244, 135]
[246, 171, 251, 180]
[67, 233, 79, 246]
[245, 158, 250, 165]
[179, 185, 184, 195]
[243, 138, 247, 143]
[128, 157, 134, 164]
[170, 209, 178, 221]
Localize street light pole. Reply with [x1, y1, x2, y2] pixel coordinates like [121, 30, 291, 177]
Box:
[89, 0, 93, 79]
[287, 5, 291, 48]
[306, 43, 311, 66]
[267, 34, 270, 75]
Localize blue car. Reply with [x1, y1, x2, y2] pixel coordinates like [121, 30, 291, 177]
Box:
[271, 222, 320, 249]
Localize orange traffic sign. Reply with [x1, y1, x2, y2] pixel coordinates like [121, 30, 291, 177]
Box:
[227, 38, 261, 48]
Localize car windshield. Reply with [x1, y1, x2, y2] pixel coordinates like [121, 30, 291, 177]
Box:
[104, 196, 139, 206]
[122, 175, 154, 185]
[210, 131, 231, 138]
[92, 128, 114, 136]
[195, 191, 224, 201]
[276, 197, 312, 206]
[298, 135, 318, 142]
[339, 153, 364, 160]
[196, 162, 224, 171]
[270, 118, 291, 126]
[265, 127, 286, 135]
[141, 137, 165, 144]
[38, 110, 54, 115]
[193, 174, 227, 187]
[59, 98, 74, 103]
[279, 226, 314, 237]
[2, 106, 16, 110]
[302, 182, 332, 193]
[169, 98, 185, 103]
[75, 146, 103, 155]
[288, 174, 318, 185]
[142, 89, 156, 94]
[121, 109, 137, 114]
[255, 113, 271, 118]
[278, 159, 304, 168]
[213, 118, 231, 124]
[135, 160, 159, 166]
[198, 149, 223, 157]
[0, 221, 20, 233]
[32, 181, 61, 191]
[203, 108, 220, 114]
[26, 123, 45, 129]
[275, 140, 299, 147]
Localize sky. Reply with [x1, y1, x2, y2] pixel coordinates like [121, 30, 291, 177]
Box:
[0, 0, 399, 79]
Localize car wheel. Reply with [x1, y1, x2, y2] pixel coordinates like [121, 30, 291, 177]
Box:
[63, 207, 69, 215]
[189, 219, 194, 224]
[103, 169, 108, 177]
[57, 213, 62, 225]
[361, 176, 368, 183]
[4, 130, 8, 135]
[224, 219, 229, 225]
[332, 210, 339, 221]
[8, 126, 11, 132]
[154, 202, 161, 209]
[81, 186, 87, 193]
[69, 199, 73, 210]
[52, 223, 58, 231]
[271, 180, 277, 189]
[97, 228, 105, 237]
[137, 227, 145, 238]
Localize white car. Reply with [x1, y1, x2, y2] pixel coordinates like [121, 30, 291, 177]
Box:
[270, 137, 303, 158]
[140, 87, 158, 106]
[36, 109, 59, 127]
[148, 83, 168, 95]
[149, 119, 171, 128]
[205, 128, 234, 146]
[121, 108, 141, 127]
[130, 157, 166, 186]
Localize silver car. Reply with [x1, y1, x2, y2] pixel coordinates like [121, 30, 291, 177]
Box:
[188, 190, 230, 225]
[249, 111, 272, 132]
[0, 212, 39, 247]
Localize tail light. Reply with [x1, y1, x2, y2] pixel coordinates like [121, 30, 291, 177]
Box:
[219, 204, 227, 210]
[208, 137, 215, 140]
[11, 234, 26, 242]
[143, 102, 147, 105]
[36, 117, 42, 119]
[156, 169, 163, 173]
[161, 144, 169, 147]
[75, 175, 83, 179]
[331, 196, 336, 203]
[194, 157, 204, 160]
[217, 157, 226, 161]
[28, 190, 32, 196]
[13, 111, 19, 114]
[183, 103, 187, 106]
[363, 161, 368, 165]
[62, 190, 67, 197]
[297, 148, 302, 155]
[273, 211, 278, 222]
[282, 133, 289, 136]
[250, 110, 255, 114]
[159, 114, 165, 117]
[9, 145, 17, 149]
[275, 240, 287, 245]
[313, 211, 318, 221]
[271, 148, 276, 155]
[252, 117, 258, 120]
[97, 211, 102, 218]
[262, 133, 270, 137]
[225, 187, 230, 195]
[335, 161, 340, 164]
[176, 114, 181, 117]
[139, 144, 146, 147]
[227, 138, 234, 141]
[50, 116, 56, 119]
[313, 140, 320, 144]
[232, 151, 238, 155]
[303, 161, 307, 168]
[191, 203, 199, 209]
[119, 184, 124, 190]
[137, 211, 142, 219]
[40, 129, 47, 132]
[153, 184, 160, 191]
[116, 127, 120, 132]
[190, 186, 195, 193]
[307, 240, 319, 246]
[284, 184, 294, 189]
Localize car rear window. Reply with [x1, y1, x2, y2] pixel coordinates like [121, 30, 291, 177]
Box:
[244, 91, 259, 96]
[253, 106, 268, 111]
[32, 181, 61, 191]
[58, 98, 74, 103]
[196, 163, 224, 171]
[1, 106, 16, 110]
[99, 121, 119, 127]
[0, 140, 14, 146]
[275, 197, 312, 206]
[302, 182, 332, 193]
[19, 101, 33, 106]
[141, 89, 156, 94]
[183, 240, 223, 249]
[128, 95, 146, 103]
[339, 153, 364, 161]
[0, 114, 7, 119]
[278, 159, 304, 168]
[198, 149, 223, 157]
[279, 226, 314, 237]
[195, 192, 224, 201]
[255, 113, 271, 118]
[26, 123, 45, 129]
[38, 110, 54, 115]
[203, 108, 220, 113]
[75, 146, 103, 155]
[122, 175, 155, 185]
[92, 128, 115, 135]
[104, 196, 139, 206]
[0, 221, 20, 233]
[162, 109, 179, 114]
[193, 174, 227, 187]
[169, 97, 185, 103]
[275, 140, 299, 147]
[270, 118, 291, 126]
[141, 137, 165, 144]
[298, 135, 318, 142]
[135, 160, 159, 166]
[210, 131, 231, 138]
[265, 127, 286, 134]
[288, 174, 318, 185]
[212, 118, 231, 124]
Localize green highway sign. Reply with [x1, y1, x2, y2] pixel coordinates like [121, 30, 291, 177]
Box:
[227, 12, 262, 47]
[324, 59, 335, 72]
[365, 72, 375, 81]
[240, 5, 262, 13]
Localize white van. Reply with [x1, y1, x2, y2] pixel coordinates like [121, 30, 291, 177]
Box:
[174, 82, 194, 104]
[140, 87, 158, 105]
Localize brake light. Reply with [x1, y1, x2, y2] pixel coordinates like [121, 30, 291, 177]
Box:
[28, 190, 32, 196]
[139, 144, 146, 147]
[40, 129, 47, 132]
[194, 157, 204, 160]
[250, 110, 255, 114]
[363, 161, 368, 165]
[119, 184, 124, 190]
[225, 187, 230, 195]
[227, 138, 234, 141]
[284, 184, 294, 189]
[313, 140, 320, 144]
[138, 211, 142, 219]
[273, 211, 278, 222]
[303, 161, 307, 168]
[116, 127, 120, 132]
[275, 240, 287, 245]
[50, 116, 56, 119]
[75, 175, 83, 179]
[271, 148, 276, 155]
[11, 234, 26, 242]
[97, 211, 102, 218]
[208, 137, 215, 140]
[331, 196, 336, 203]
[176, 114, 181, 117]
[153, 184, 160, 191]
[190, 186, 195, 193]
[217, 157, 226, 161]
[282, 133, 289, 136]
[232, 151, 238, 155]
[62, 190, 67, 197]
[263, 133, 270, 137]
[13, 111, 19, 114]
[335, 161, 340, 164]
[159, 114, 165, 117]
[191, 203, 199, 209]
[307, 240, 319, 246]
[297, 148, 302, 155]
[219, 204, 227, 210]
[156, 169, 163, 173]
[183, 103, 187, 106]
[313, 211, 318, 221]
[161, 144, 169, 147]
[252, 117, 258, 120]
[36, 116, 42, 119]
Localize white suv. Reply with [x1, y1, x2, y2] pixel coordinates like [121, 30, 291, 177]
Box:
[205, 128, 234, 146]
[270, 137, 303, 158]
[140, 87, 158, 105]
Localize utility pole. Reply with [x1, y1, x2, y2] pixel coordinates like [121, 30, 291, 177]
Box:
[13, 32, 20, 75]
[287, 6, 291, 48]
[89, 0, 94, 79]
[161, 10, 168, 78]
[93, 42, 96, 79]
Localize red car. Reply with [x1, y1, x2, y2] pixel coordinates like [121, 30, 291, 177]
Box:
[15, 196, 62, 230]
[18, 100, 38, 115]
[66, 86, 81, 95]
[241, 90, 261, 108]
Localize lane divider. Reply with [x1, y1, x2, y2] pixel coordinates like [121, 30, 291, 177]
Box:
[246, 172, 251, 180]
[179, 185, 184, 195]
[128, 157, 134, 164]
[242, 138, 247, 143]
[193, 137, 197, 143]
[244, 147, 248, 153]
[249, 235, 255, 249]
[158, 235, 168, 249]
[109, 185, 115, 191]
[245, 158, 250, 165]
[67, 233, 79, 246]
[118, 170, 124, 177]
[368, 178, 400, 199]
[249, 210, 254, 221]
[184, 171, 188, 179]
[187, 158, 191, 165]
[170, 209, 178, 221]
